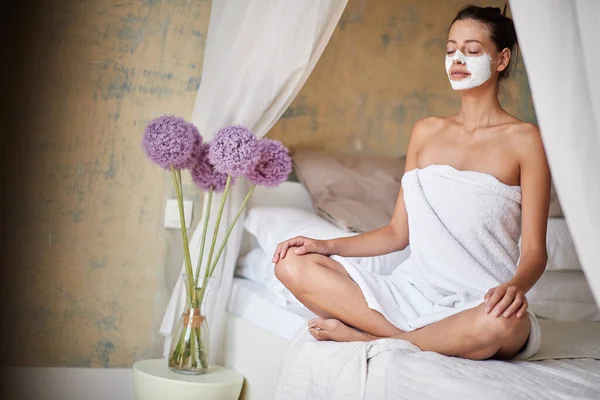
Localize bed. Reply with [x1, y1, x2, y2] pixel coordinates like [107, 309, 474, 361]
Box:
[217, 181, 600, 400]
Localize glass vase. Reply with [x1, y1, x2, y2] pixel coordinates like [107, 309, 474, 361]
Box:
[167, 276, 214, 375]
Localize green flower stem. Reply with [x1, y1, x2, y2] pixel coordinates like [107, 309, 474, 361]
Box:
[171, 165, 192, 305]
[195, 280, 209, 325]
[170, 169, 191, 309]
[170, 334, 183, 367]
[195, 326, 203, 366]
[190, 326, 196, 369]
[208, 184, 256, 277]
[171, 165, 195, 307]
[176, 326, 186, 369]
[194, 187, 213, 290]
[202, 175, 232, 289]
[176, 168, 184, 200]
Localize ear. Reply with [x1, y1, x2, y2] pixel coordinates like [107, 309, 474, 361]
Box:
[496, 48, 511, 73]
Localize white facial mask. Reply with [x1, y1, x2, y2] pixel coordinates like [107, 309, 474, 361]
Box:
[445, 49, 492, 90]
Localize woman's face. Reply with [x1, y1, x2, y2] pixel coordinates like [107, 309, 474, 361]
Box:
[445, 19, 509, 90]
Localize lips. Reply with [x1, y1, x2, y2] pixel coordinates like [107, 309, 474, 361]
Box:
[450, 71, 470, 80]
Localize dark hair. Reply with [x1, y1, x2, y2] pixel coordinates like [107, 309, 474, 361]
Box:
[450, 4, 518, 80]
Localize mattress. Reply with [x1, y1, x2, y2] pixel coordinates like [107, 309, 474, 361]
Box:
[276, 325, 600, 399]
[226, 277, 317, 340]
[364, 349, 600, 399]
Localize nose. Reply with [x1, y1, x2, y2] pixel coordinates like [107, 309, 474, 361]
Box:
[451, 49, 467, 65]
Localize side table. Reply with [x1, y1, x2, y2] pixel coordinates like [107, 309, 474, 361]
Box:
[133, 359, 244, 400]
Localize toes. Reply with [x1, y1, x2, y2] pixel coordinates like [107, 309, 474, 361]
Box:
[307, 319, 346, 342]
[310, 318, 340, 331]
[308, 318, 323, 329]
[310, 327, 330, 341]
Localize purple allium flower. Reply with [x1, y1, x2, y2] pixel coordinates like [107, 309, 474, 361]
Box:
[179, 134, 203, 170]
[208, 125, 260, 177]
[190, 143, 233, 192]
[142, 115, 201, 169]
[246, 139, 292, 187]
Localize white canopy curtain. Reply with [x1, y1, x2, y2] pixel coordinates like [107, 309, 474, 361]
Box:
[510, 1, 600, 304]
[159, 0, 349, 363]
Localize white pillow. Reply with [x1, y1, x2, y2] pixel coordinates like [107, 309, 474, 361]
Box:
[244, 206, 411, 276]
[545, 218, 580, 271]
[518, 218, 580, 271]
[235, 247, 300, 305]
[527, 271, 599, 322]
[235, 247, 273, 283]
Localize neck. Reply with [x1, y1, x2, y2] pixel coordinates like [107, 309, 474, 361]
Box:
[456, 83, 504, 131]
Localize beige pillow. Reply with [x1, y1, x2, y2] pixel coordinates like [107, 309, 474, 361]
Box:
[292, 148, 406, 232]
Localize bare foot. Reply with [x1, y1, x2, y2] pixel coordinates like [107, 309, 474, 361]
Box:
[307, 318, 375, 342]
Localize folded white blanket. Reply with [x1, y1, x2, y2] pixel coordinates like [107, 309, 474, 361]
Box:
[275, 321, 600, 400]
[332, 164, 524, 331]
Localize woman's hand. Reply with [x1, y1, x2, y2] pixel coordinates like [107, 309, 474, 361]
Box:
[484, 283, 528, 318]
[272, 236, 329, 263]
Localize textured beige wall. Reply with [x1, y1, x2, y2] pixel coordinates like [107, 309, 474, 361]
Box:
[2, 0, 210, 367]
[269, 0, 536, 157]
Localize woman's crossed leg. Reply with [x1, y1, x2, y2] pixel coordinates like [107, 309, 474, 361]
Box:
[275, 247, 531, 360]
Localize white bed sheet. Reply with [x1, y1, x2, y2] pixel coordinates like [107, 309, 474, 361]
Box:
[276, 328, 600, 400]
[365, 348, 600, 400]
[226, 277, 316, 340]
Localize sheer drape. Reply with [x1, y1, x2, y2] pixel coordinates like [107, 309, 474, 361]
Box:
[160, 0, 348, 363]
[510, 0, 600, 304]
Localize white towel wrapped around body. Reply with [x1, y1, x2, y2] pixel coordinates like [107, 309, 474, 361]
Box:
[331, 164, 524, 331]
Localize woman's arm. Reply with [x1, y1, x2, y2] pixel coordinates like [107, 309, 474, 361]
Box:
[324, 120, 427, 258]
[509, 125, 551, 292]
[485, 124, 551, 318]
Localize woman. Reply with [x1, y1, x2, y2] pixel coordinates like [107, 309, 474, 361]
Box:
[272, 5, 551, 361]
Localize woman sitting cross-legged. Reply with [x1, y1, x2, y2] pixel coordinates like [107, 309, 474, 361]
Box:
[272, 5, 550, 361]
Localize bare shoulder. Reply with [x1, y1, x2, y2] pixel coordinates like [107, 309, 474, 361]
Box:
[505, 122, 551, 189]
[507, 122, 545, 159]
[405, 117, 449, 169]
[511, 121, 540, 140]
[411, 117, 448, 143]
[413, 116, 448, 133]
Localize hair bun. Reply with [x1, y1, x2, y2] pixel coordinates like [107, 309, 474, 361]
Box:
[484, 7, 502, 15]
